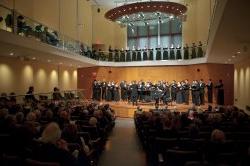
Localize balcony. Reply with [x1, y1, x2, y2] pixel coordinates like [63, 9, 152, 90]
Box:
[0, 5, 207, 67]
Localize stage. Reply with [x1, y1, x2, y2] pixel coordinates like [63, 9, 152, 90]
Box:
[103, 101, 215, 118]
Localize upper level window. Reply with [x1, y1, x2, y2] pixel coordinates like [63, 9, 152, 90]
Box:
[127, 19, 182, 50]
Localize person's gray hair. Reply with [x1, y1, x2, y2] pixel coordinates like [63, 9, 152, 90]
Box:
[40, 122, 61, 144]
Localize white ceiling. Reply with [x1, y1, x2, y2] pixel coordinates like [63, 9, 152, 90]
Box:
[92, 0, 185, 8]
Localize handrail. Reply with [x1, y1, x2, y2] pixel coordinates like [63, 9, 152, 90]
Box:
[0, 4, 207, 63]
[1, 89, 86, 98]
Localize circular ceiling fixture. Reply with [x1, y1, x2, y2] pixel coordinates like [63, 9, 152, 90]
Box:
[105, 1, 187, 26]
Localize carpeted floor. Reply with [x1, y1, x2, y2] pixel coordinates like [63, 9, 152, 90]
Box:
[98, 118, 147, 166]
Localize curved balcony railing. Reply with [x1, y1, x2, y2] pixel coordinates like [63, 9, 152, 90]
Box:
[0, 4, 206, 63]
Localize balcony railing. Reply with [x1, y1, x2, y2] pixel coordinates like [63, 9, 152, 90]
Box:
[0, 5, 206, 63]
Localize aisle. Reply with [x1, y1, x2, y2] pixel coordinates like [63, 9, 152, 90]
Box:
[98, 118, 147, 166]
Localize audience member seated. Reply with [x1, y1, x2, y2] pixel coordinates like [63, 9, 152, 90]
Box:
[34, 122, 79, 166]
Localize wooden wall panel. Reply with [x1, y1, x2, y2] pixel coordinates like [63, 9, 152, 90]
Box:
[77, 63, 234, 105]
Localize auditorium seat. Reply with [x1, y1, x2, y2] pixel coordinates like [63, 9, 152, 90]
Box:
[163, 149, 201, 166]
[25, 159, 60, 166]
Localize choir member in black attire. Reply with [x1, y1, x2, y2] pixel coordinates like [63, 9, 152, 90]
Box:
[176, 82, 183, 104]
[120, 49, 125, 62]
[156, 47, 161, 60]
[92, 80, 98, 100]
[126, 49, 131, 62]
[170, 80, 177, 102]
[184, 44, 189, 59]
[143, 48, 148, 61]
[206, 79, 213, 103]
[191, 43, 197, 59]
[120, 81, 125, 101]
[132, 49, 137, 61]
[101, 81, 107, 100]
[108, 46, 113, 61]
[95, 81, 102, 101]
[114, 49, 120, 62]
[170, 45, 175, 60]
[149, 49, 154, 60]
[191, 80, 200, 105]
[215, 80, 224, 105]
[183, 79, 190, 105]
[130, 81, 138, 106]
[162, 82, 170, 105]
[114, 83, 120, 102]
[136, 49, 142, 61]
[106, 81, 113, 101]
[197, 41, 203, 57]
[199, 79, 206, 105]
[163, 47, 169, 60]
[176, 45, 182, 60]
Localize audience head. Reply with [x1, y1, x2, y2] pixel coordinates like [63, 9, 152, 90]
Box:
[41, 122, 61, 144]
[211, 129, 225, 143]
[26, 112, 36, 122]
[89, 117, 98, 126]
[16, 111, 24, 124]
[0, 108, 8, 119]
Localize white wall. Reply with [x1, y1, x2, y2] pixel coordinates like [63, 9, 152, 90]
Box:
[234, 57, 250, 110]
[0, 56, 77, 95]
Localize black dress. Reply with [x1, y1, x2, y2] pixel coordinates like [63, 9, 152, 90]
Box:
[156, 48, 162, 60]
[176, 47, 182, 60]
[207, 82, 213, 103]
[132, 50, 137, 61]
[170, 47, 175, 60]
[176, 86, 183, 104]
[108, 50, 113, 61]
[136, 49, 142, 61]
[126, 50, 131, 61]
[120, 50, 125, 62]
[197, 43, 203, 57]
[143, 49, 148, 60]
[149, 49, 154, 60]
[191, 45, 197, 59]
[114, 86, 120, 102]
[215, 83, 224, 105]
[114, 50, 120, 62]
[163, 48, 169, 60]
[184, 46, 189, 59]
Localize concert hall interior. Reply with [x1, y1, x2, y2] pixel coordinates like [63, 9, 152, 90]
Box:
[0, 0, 250, 166]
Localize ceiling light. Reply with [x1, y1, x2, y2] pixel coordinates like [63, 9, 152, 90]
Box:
[47, 59, 51, 62]
[9, 52, 14, 56]
[237, 51, 241, 54]
[232, 55, 236, 58]
[32, 57, 36, 60]
[105, 1, 187, 27]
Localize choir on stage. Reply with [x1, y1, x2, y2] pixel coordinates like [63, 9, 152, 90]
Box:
[92, 79, 224, 106]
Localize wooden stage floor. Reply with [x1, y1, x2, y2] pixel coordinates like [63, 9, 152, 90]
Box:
[101, 101, 215, 118]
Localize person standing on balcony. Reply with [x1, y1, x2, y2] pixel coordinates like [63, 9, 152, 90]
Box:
[163, 47, 169, 60]
[176, 44, 182, 60]
[170, 44, 175, 60]
[184, 44, 189, 59]
[206, 79, 213, 103]
[197, 41, 204, 57]
[191, 43, 197, 59]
